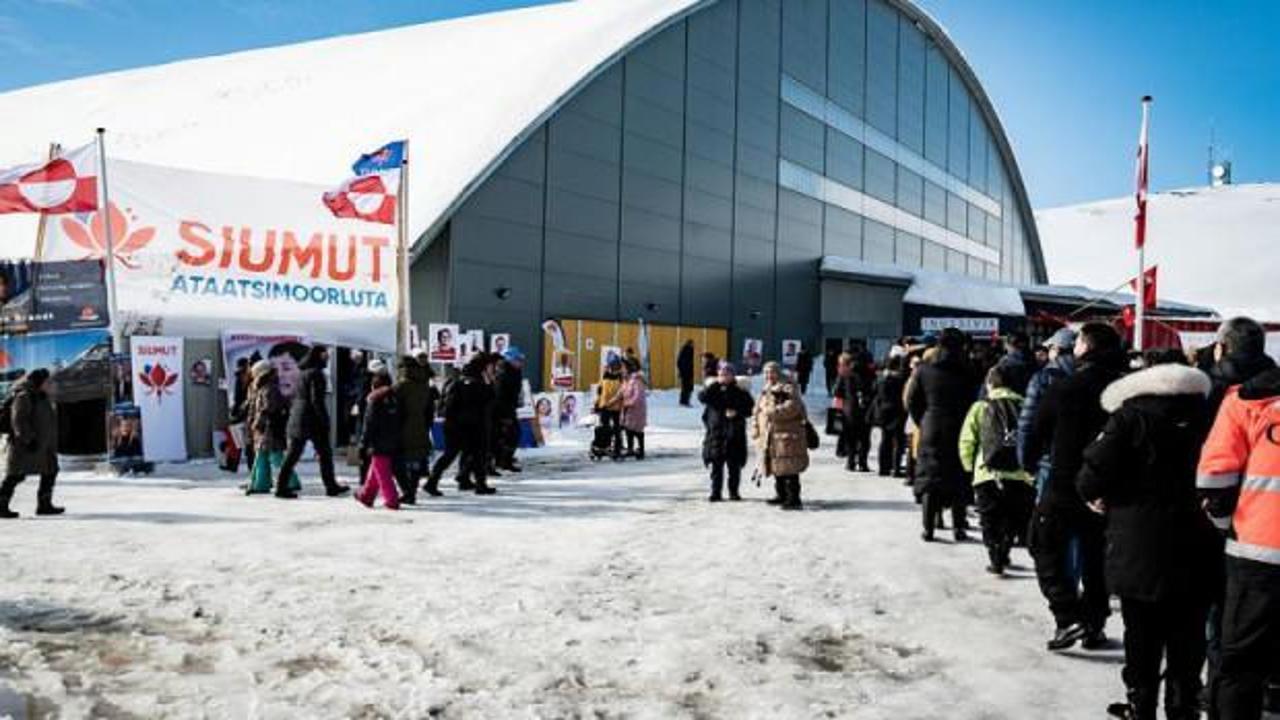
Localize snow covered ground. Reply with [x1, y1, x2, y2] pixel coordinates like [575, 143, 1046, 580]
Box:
[1, 392, 1122, 719]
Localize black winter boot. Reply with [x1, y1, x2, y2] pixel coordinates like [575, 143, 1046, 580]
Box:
[1106, 687, 1157, 720]
[781, 477, 802, 511]
[35, 474, 64, 516]
[766, 478, 784, 505]
[421, 475, 443, 497]
[0, 475, 20, 519]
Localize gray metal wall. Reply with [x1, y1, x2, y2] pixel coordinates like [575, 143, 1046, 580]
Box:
[416, 0, 1042, 386]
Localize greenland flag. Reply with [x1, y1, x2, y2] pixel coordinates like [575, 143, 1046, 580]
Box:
[0, 143, 98, 215]
[322, 140, 405, 225]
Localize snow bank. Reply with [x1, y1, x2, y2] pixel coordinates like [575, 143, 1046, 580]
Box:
[1036, 183, 1280, 321]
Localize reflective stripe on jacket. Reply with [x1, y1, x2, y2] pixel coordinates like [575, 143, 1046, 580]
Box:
[1197, 384, 1280, 565]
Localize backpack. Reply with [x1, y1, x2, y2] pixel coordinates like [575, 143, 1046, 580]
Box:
[980, 397, 1022, 472]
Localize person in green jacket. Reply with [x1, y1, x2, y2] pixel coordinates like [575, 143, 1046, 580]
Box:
[960, 364, 1035, 576]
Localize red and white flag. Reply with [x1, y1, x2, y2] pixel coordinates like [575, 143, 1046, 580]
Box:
[1128, 265, 1158, 310]
[0, 143, 98, 215]
[1133, 97, 1151, 249]
[322, 140, 405, 225]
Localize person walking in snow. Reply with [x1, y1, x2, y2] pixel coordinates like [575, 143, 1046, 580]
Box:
[0, 369, 63, 518]
[1023, 322, 1126, 652]
[594, 359, 626, 459]
[795, 349, 814, 395]
[677, 340, 696, 407]
[699, 362, 754, 502]
[1075, 354, 1215, 720]
[833, 352, 873, 472]
[906, 328, 979, 542]
[393, 352, 437, 503]
[426, 354, 497, 495]
[752, 361, 810, 510]
[621, 365, 648, 460]
[959, 365, 1035, 576]
[355, 368, 401, 510]
[869, 355, 909, 477]
[275, 344, 349, 499]
[492, 348, 526, 474]
[244, 360, 300, 495]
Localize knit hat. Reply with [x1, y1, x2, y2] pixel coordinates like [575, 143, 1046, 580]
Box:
[1043, 327, 1078, 350]
[250, 359, 273, 380]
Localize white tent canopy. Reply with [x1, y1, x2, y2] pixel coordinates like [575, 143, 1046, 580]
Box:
[0, 0, 706, 257]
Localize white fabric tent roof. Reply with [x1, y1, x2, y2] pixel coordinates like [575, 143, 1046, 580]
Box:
[0, 0, 705, 256]
[1036, 183, 1279, 322]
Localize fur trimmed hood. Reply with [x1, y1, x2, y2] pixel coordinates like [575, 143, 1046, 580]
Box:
[1101, 364, 1211, 412]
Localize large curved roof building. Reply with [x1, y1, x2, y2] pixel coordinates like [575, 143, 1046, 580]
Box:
[0, 0, 1049, 387]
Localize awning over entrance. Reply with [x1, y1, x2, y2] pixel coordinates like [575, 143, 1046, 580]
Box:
[819, 256, 1025, 316]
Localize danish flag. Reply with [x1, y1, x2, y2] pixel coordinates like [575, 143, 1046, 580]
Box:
[0, 143, 98, 215]
[322, 140, 405, 225]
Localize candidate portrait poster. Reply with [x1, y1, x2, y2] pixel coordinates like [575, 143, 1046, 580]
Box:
[490, 333, 511, 355]
[42, 160, 399, 350]
[781, 339, 801, 369]
[428, 323, 460, 365]
[742, 338, 763, 375]
[221, 332, 311, 405]
[130, 335, 187, 461]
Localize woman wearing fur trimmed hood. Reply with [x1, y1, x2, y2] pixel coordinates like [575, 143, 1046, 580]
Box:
[1076, 357, 1216, 720]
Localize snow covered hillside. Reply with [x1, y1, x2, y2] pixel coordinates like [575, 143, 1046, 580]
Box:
[0, 393, 1121, 719]
[1036, 183, 1280, 321]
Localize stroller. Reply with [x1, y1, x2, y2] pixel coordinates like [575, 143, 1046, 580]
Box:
[589, 424, 620, 461]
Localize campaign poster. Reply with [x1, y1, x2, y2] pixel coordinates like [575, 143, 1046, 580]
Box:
[408, 324, 423, 354]
[110, 352, 133, 404]
[781, 339, 801, 369]
[42, 160, 399, 350]
[551, 351, 575, 389]
[599, 345, 622, 378]
[0, 259, 109, 336]
[109, 403, 145, 464]
[491, 333, 511, 355]
[0, 329, 110, 401]
[531, 392, 556, 443]
[466, 329, 485, 361]
[558, 392, 582, 429]
[220, 332, 311, 404]
[131, 335, 187, 461]
[742, 338, 764, 375]
[189, 357, 213, 386]
[428, 323, 460, 365]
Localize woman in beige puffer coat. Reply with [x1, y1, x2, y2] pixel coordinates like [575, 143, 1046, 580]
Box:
[752, 361, 809, 510]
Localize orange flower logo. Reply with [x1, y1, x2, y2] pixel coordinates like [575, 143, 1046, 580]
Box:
[60, 202, 155, 269]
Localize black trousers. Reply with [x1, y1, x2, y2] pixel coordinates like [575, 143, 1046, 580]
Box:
[922, 489, 965, 537]
[1121, 595, 1208, 717]
[840, 416, 870, 469]
[276, 434, 338, 493]
[625, 430, 645, 457]
[1217, 556, 1280, 720]
[709, 461, 741, 499]
[1, 472, 57, 505]
[974, 480, 1034, 568]
[394, 454, 428, 498]
[876, 426, 906, 476]
[597, 410, 623, 455]
[679, 375, 694, 405]
[431, 437, 488, 486]
[492, 414, 518, 467]
[1029, 506, 1109, 630]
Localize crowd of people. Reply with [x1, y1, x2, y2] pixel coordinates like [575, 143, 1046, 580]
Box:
[1, 315, 1276, 719]
[842, 317, 1278, 720]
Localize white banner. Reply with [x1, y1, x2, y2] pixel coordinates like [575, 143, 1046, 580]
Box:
[131, 335, 187, 461]
[921, 317, 999, 334]
[45, 159, 399, 349]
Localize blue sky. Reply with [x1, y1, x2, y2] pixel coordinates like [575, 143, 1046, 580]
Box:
[0, 0, 1275, 207]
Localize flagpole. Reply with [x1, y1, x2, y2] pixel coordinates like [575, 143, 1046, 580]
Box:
[396, 142, 411, 356]
[1134, 97, 1152, 352]
[96, 128, 123, 355]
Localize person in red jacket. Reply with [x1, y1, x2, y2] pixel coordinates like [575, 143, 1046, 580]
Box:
[1197, 365, 1280, 720]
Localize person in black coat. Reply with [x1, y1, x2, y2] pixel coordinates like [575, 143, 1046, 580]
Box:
[833, 353, 874, 472]
[698, 362, 755, 502]
[1023, 322, 1127, 651]
[868, 355, 908, 477]
[701, 352, 719, 380]
[275, 344, 349, 499]
[428, 354, 497, 495]
[795, 349, 814, 395]
[906, 328, 979, 542]
[677, 340, 696, 407]
[491, 349, 525, 473]
[994, 331, 1034, 397]
[1076, 359, 1215, 720]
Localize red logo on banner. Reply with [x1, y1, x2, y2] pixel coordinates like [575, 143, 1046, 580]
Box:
[60, 202, 156, 269]
[138, 362, 179, 402]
